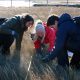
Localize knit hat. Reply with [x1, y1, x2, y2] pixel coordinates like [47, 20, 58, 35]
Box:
[36, 24, 45, 32]
[36, 24, 45, 43]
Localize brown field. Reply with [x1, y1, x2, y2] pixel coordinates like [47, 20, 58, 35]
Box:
[0, 6, 80, 19]
[0, 6, 80, 80]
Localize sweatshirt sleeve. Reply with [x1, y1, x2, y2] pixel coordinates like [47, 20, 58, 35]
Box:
[48, 29, 56, 52]
[0, 17, 17, 35]
[34, 40, 41, 49]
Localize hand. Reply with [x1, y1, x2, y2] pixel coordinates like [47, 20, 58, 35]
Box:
[41, 51, 52, 63]
[12, 31, 19, 39]
[36, 48, 42, 54]
[41, 43, 45, 48]
[35, 48, 44, 59]
[41, 54, 50, 63]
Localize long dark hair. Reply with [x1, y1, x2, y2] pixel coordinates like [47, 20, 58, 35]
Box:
[22, 15, 34, 31]
[23, 15, 34, 25]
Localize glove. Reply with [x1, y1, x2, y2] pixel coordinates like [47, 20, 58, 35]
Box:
[12, 31, 19, 39]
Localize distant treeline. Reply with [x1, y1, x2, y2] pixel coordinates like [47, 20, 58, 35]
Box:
[34, 4, 80, 8]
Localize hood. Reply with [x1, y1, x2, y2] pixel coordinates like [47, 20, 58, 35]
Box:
[58, 13, 72, 26]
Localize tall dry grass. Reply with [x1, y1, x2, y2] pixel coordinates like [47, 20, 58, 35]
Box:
[0, 53, 80, 80]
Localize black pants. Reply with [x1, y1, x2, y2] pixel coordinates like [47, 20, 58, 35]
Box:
[57, 49, 69, 68]
[0, 34, 14, 55]
[70, 52, 80, 69]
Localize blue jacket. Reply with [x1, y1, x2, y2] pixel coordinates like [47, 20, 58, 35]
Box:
[43, 13, 80, 62]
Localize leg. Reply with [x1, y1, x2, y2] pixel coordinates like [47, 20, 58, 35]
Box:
[0, 34, 14, 55]
[70, 52, 80, 69]
[57, 49, 69, 68]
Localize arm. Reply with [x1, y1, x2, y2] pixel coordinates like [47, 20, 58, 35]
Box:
[34, 39, 42, 54]
[34, 39, 41, 49]
[0, 17, 17, 35]
[15, 31, 24, 51]
[48, 29, 56, 52]
[43, 26, 68, 62]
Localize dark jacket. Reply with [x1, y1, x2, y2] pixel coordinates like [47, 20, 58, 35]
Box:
[0, 15, 27, 51]
[44, 13, 80, 61]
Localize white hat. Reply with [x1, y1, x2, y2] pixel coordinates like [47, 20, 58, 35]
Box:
[36, 24, 45, 43]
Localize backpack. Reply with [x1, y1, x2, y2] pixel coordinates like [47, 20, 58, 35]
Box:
[0, 18, 7, 25]
[73, 16, 80, 26]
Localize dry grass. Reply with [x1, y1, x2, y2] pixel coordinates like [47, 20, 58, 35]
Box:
[0, 6, 80, 20]
[0, 6, 80, 80]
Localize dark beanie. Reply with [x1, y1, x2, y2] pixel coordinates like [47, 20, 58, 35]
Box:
[47, 15, 59, 26]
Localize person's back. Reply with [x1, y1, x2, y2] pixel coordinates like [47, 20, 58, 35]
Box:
[42, 13, 80, 68]
[51, 13, 78, 54]
[0, 16, 26, 33]
[59, 14, 80, 52]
